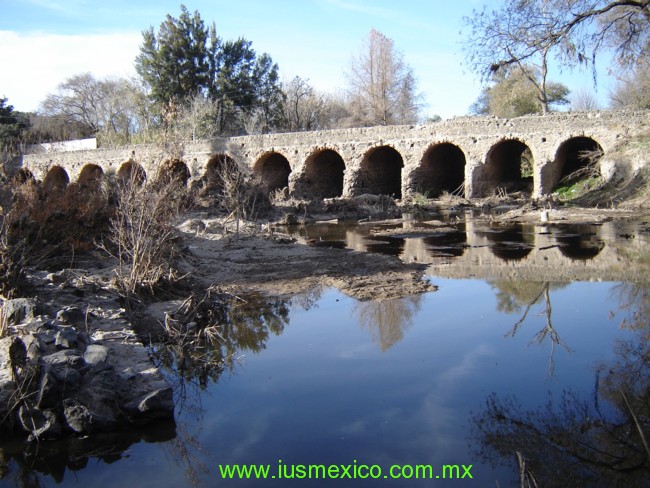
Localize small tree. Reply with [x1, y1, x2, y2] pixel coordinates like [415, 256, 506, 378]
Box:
[345, 29, 422, 126]
[610, 60, 650, 109]
[471, 65, 569, 118]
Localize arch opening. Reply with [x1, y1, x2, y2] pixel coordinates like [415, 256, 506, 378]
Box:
[77, 164, 104, 188]
[118, 161, 146, 185]
[479, 139, 533, 197]
[414, 143, 466, 197]
[553, 137, 603, 189]
[299, 149, 345, 199]
[157, 159, 190, 186]
[43, 166, 70, 192]
[206, 154, 237, 181]
[357, 146, 404, 198]
[13, 168, 35, 185]
[253, 152, 291, 193]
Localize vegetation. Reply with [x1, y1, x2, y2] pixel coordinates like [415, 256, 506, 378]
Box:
[463, 1, 650, 114]
[345, 29, 422, 126]
[470, 65, 570, 117]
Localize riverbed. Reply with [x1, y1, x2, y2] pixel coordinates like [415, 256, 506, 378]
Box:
[1, 216, 649, 487]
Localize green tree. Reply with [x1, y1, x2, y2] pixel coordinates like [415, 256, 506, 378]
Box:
[470, 65, 569, 118]
[210, 39, 284, 134]
[0, 97, 28, 154]
[135, 4, 211, 105]
[136, 6, 284, 136]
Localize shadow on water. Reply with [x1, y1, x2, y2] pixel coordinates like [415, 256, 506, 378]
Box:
[471, 282, 650, 487]
[0, 420, 176, 486]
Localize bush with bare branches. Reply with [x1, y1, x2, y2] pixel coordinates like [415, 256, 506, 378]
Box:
[105, 175, 190, 299]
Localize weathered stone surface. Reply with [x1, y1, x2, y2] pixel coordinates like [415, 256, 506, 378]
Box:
[125, 388, 174, 420]
[21, 110, 650, 199]
[18, 405, 62, 439]
[1, 291, 175, 440]
[63, 399, 94, 433]
[83, 344, 110, 370]
[1, 298, 40, 325]
[55, 327, 79, 349]
[56, 307, 86, 326]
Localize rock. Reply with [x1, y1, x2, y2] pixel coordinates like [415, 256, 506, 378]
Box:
[63, 399, 94, 434]
[42, 349, 85, 369]
[56, 307, 86, 326]
[18, 405, 62, 440]
[1, 298, 41, 326]
[37, 368, 62, 409]
[55, 327, 80, 349]
[83, 344, 109, 368]
[0, 336, 27, 371]
[124, 388, 174, 420]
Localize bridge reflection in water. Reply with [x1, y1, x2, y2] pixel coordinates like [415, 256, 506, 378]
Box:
[293, 216, 649, 283]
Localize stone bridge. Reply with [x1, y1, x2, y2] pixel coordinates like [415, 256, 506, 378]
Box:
[19, 110, 649, 199]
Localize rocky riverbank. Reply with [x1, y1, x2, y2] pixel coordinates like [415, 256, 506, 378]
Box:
[0, 270, 174, 440]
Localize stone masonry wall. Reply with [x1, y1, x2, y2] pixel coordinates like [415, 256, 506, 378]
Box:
[21, 110, 650, 199]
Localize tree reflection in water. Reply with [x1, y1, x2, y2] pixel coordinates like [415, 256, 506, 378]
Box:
[472, 282, 650, 487]
[491, 280, 571, 375]
[354, 295, 423, 351]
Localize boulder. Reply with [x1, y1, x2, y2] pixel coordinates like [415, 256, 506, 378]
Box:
[1, 298, 41, 326]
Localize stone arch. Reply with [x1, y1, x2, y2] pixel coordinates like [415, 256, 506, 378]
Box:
[77, 164, 104, 187]
[206, 153, 237, 180]
[551, 136, 603, 189]
[157, 159, 190, 186]
[43, 165, 70, 192]
[117, 160, 146, 185]
[355, 145, 404, 198]
[297, 149, 346, 198]
[13, 168, 35, 185]
[203, 153, 238, 189]
[412, 142, 466, 197]
[476, 139, 533, 197]
[253, 152, 292, 193]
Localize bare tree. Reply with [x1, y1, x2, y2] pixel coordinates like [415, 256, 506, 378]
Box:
[610, 60, 650, 109]
[345, 29, 422, 126]
[570, 88, 601, 111]
[40, 73, 151, 145]
[463, 1, 650, 113]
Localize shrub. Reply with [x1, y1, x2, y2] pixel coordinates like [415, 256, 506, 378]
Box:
[105, 175, 190, 299]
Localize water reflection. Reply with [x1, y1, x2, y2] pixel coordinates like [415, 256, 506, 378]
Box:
[153, 292, 296, 397]
[0, 420, 176, 486]
[482, 225, 535, 261]
[492, 281, 572, 374]
[554, 224, 605, 260]
[354, 295, 424, 351]
[472, 283, 650, 487]
[293, 217, 648, 281]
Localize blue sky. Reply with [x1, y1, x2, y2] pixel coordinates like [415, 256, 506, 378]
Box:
[0, 0, 616, 119]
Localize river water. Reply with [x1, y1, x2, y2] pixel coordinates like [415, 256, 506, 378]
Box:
[1, 216, 649, 487]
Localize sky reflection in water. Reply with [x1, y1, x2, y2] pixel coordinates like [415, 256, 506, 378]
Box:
[1, 219, 649, 487]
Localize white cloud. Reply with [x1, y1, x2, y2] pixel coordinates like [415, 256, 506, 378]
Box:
[0, 30, 141, 111]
